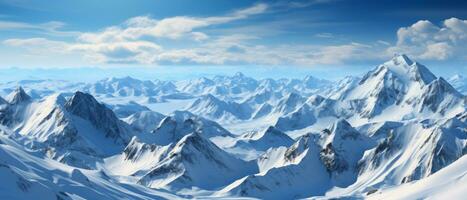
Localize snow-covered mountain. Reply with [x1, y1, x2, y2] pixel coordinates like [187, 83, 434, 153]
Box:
[0, 90, 132, 169]
[234, 126, 294, 151]
[0, 54, 465, 199]
[0, 129, 181, 200]
[123, 110, 166, 133]
[138, 132, 258, 190]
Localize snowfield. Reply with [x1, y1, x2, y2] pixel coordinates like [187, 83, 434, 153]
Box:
[0, 55, 465, 199]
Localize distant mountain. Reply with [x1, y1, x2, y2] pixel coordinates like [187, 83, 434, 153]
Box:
[233, 126, 294, 151]
[187, 94, 252, 121]
[150, 111, 234, 144]
[448, 74, 467, 95]
[123, 110, 165, 133]
[6, 87, 31, 105]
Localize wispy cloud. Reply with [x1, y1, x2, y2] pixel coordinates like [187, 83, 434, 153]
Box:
[0, 20, 80, 37]
[78, 3, 267, 43]
[315, 32, 334, 38]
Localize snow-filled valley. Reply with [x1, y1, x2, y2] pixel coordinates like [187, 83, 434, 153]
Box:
[0, 55, 466, 199]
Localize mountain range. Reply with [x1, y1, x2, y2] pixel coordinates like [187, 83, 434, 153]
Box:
[0, 54, 465, 199]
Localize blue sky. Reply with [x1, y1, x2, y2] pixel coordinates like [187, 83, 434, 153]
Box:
[0, 0, 466, 80]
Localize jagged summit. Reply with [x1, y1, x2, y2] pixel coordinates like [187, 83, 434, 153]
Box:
[138, 132, 257, 190]
[417, 77, 465, 114]
[330, 54, 457, 118]
[380, 54, 436, 85]
[65, 91, 129, 144]
[7, 86, 31, 105]
[150, 110, 233, 145]
[235, 126, 294, 151]
[391, 54, 413, 66]
[328, 119, 358, 135]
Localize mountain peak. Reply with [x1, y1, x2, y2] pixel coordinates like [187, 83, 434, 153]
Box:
[65, 91, 128, 143]
[391, 54, 413, 66]
[7, 86, 31, 105]
[330, 119, 355, 134]
[65, 91, 98, 109]
[234, 72, 245, 77]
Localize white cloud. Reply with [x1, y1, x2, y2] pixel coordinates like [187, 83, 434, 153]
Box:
[77, 3, 267, 43]
[389, 17, 467, 60]
[377, 40, 391, 46]
[153, 36, 374, 66]
[2, 4, 267, 65]
[3, 38, 69, 54]
[3, 1, 464, 68]
[69, 41, 162, 64]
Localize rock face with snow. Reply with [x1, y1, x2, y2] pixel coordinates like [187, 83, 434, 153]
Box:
[319, 119, 373, 186]
[221, 133, 331, 199]
[150, 111, 234, 145]
[336, 55, 434, 117]
[0, 92, 132, 168]
[123, 111, 165, 133]
[6, 87, 31, 105]
[357, 116, 466, 185]
[64, 91, 130, 145]
[234, 126, 294, 151]
[187, 94, 251, 121]
[138, 132, 258, 190]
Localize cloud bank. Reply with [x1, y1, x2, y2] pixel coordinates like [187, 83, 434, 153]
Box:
[1, 2, 466, 67]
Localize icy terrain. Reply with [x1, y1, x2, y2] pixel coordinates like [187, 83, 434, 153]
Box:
[0, 55, 465, 199]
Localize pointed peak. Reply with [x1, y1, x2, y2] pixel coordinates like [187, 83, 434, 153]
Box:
[262, 126, 283, 136]
[67, 91, 97, 104]
[200, 94, 222, 103]
[306, 94, 325, 104]
[290, 133, 320, 152]
[264, 125, 277, 133]
[170, 110, 197, 122]
[391, 54, 413, 66]
[286, 92, 301, 99]
[303, 75, 320, 82]
[64, 91, 104, 115]
[233, 72, 245, 77]
[427, 77, 461, 96]
[7, 86, 31, 104]
[330, 119, 355, 133]
[175, 132, 210, 150]
[44, 93, 67, 106]
[262, 126, 292, 138]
